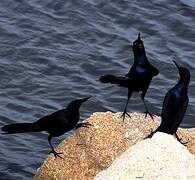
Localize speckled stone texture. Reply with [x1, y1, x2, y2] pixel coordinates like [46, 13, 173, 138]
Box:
[34, 112, 195, 180]
[95, 132, 195, 180]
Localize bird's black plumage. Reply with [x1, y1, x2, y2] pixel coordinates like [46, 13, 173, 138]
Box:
[100, 33, 159, 121]
[147, 61, 190, 142]
[1, 97, 91, 158]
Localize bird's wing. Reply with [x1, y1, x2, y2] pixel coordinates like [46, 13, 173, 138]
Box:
[139, 61, 159, 76]
[126, 65, 146, 78]
[169, 96, 188, 134]
[35, 109, 70, 130]
[159, 89, 181, 133]
[148, 64, 159, 76]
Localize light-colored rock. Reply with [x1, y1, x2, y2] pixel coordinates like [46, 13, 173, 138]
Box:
[95, 132, 195, 180]
[34, 112, 195, 179]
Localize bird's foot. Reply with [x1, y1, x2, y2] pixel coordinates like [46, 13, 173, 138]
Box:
[180, 140, 189, 146]
[175, 136, 189, 146]
[75, 122, 92, 129]
[144, 110, 154, 120]
[177, 138, 189, 146]
[145, 128, 154, 139]
[49, 150, 63, 159]
[121, 110, 131, 122]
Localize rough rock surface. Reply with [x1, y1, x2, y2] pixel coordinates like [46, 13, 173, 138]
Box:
[95, 132, 195, 179]
[34, 112, 195, 180]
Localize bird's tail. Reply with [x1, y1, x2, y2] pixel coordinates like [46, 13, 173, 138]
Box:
[100, 74, 128, 86]
[1, 123, 40, 134]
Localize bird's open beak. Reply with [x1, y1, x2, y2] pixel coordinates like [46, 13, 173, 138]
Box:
[80, 97, 91, 103]
[173, 60, 180, 71]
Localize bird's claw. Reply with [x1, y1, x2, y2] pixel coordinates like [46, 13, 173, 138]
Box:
[145, 128, 154, 139]
[76, 122, 92, 129]
[144, 110, 154, 120]
[49, 151, 63, 158]
[121, 110, 131, 122]
[176, 136, 189, 146]
[180, 140, 189, 146]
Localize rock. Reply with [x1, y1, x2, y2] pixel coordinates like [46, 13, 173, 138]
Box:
[95, 132, 195, 179]
[34, 112, 195, 179]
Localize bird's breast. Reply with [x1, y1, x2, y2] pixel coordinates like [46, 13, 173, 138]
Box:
[134, 66, 146, 74]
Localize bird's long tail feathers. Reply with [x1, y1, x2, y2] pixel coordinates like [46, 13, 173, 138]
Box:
[1, 123, 40, 134]
[100, 74, 128, 86]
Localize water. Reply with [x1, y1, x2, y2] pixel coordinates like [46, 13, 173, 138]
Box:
[0, 0, 195, 179]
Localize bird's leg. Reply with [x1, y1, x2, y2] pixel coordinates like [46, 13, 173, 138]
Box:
[48, 135, 63, 158]
[141, 90, 153, 120]
[143, 101, 153, 119]
[75, 122, 92, 129]
[175, 133, 188, 146]
[121, 90, 132, 122]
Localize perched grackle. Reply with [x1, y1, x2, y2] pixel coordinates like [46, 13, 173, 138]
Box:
[1, 97, 91, 158]
[100, 33, 159, 121]
[147, 61, 190, 143]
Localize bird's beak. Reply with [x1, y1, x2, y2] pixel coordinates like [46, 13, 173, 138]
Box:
[173, 60, 180, 71]
[138, 32, 141, 41]
[80, 96, 91, 103]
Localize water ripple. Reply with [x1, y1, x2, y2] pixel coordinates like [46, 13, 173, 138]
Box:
[0, 0, 195, 179]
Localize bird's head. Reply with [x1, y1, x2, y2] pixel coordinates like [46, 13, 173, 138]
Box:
[67, 97, 91, 110]
[132, 33, 145, 55]
[173, 60, 190, 84]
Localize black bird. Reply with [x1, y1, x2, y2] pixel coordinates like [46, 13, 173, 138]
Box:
[147, 61, 190, 142]
[100, 33, 159, 121]
[1, 97, 91, 158]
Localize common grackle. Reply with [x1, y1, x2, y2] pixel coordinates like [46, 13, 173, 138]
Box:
[100, 33, 159, 121]
[147, 61, 190, 144]
[1, 97, 91, 158]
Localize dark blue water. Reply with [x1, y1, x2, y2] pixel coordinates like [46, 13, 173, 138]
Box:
[0, 0, 195, 179]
